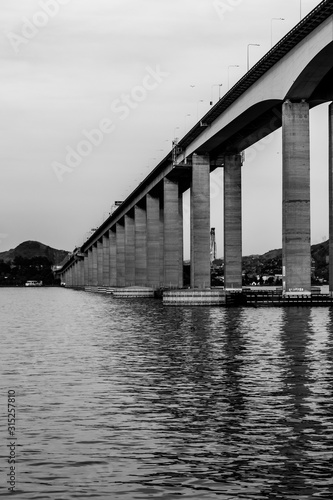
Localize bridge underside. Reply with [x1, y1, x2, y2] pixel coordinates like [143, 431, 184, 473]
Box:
[59, 12, 333, 299]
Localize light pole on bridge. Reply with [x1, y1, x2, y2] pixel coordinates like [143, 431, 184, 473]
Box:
[210, 83, 223, 105]
[228, 65, 240, 90]
[247, 43, 260, 71]
[271, 18, 285, 47]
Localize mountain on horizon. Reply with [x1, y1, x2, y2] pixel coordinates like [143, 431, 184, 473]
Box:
[0, 240, 69, 265]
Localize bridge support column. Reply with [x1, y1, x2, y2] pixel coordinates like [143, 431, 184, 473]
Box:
[163, 178, 183, 288]
[97, 238, 103, 286]
[92, 243, 98, 286]
[282, 100, 311, 294]
[125, 214, 135, 286]
[88, 247, 93, 285]
[84, 253, 88, 286]
[160, 198, 165, 285]
[191, 153, 211, 288]
[79, 259, 85, 287]
[224, 154, 243, 289]
[329, 103, 333, 295]
[66, 267, 73, 287]
[103, 233, 110, 286]
[116, 222, 125, 287]
[72, 263, 77, 287]
[147, 193, 162, 287]
[109, 229, 117, 287]
[75, 261, 80, 287]
[76, 262, 80, 287]
[135, 204, 147, 286]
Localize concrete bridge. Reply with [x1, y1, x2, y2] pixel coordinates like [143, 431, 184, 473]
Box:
[58, 0, 333, 299]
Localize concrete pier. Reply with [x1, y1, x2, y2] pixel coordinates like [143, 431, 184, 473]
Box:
[79, 259, 84, 288]
[74, 261, 79, 287]
[88, 247, 93, 286]
[329, 103, 333, 295]
[97, 238, 103, 286]
[135, 204, 147, 286]
[84, 252, 88, 287]
[282, 100, 311, 294]
[109, 229, 117, 287]
[116, 222, 125, 287]
[125, 214, 135, 286]
[147, 193, 161, 287]
[103, 233, 110, 286]
[163, 178, 183, 288]
[92, 243, 98, 286]
[224, 154, 242, 290]
[190, 153, 211, 288]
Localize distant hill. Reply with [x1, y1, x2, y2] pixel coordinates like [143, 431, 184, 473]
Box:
[241, 239, 329, 282]
[245, 240, 329, 263]
[0, 241, 69, 265]
[261, 248, 282, 260]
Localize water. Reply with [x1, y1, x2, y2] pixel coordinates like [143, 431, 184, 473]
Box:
[1, 288, 333, 499]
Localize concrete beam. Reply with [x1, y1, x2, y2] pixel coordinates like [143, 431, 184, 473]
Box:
[282, 100, 311, 294]
[190, 153, 211, 288]
[224, 154, 242, 289]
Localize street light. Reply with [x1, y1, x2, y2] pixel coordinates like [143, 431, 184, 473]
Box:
[228, 65, 240, 89]
[271, 18, 285, 47]
[197, 99, 204, 120]
[211, 83, 223, 105]
[247, 43, 260, 71]
[300, 0, 302, 20]
[184, 113, 191, 133]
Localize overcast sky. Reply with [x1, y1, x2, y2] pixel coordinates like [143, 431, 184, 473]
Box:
[0, 0, 328, 257]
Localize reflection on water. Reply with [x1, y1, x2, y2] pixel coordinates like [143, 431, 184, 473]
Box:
[1, 288, 333, 499]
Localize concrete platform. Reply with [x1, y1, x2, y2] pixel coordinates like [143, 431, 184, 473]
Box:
[163, 288, 226, 306]
[113, 286, 155, 298]
[85, 286, 100, 293]
[97, 286, 115, 294]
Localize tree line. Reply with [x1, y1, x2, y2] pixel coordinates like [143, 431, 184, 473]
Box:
[0, 256, 59, 286]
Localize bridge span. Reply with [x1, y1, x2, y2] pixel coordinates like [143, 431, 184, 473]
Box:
[58, 0, 333, 298]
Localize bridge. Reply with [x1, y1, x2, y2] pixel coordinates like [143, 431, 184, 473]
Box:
[58, 0, 333, 301]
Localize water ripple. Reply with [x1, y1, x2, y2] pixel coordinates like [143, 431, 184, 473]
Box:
[1, 288, 333, 499]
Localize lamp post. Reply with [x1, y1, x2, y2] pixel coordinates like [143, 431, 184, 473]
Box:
[247, 43, 260, 71]
[197, 99, 204, 120]
[271, 18, 285, 47]
[211, 83, 223, 105]
[228, 65, 239, 90]
[300, 0, 302, 20]
[184, 113, 191, 133]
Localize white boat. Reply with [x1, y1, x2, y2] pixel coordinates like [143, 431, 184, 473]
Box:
[25, 281, 43, 287]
